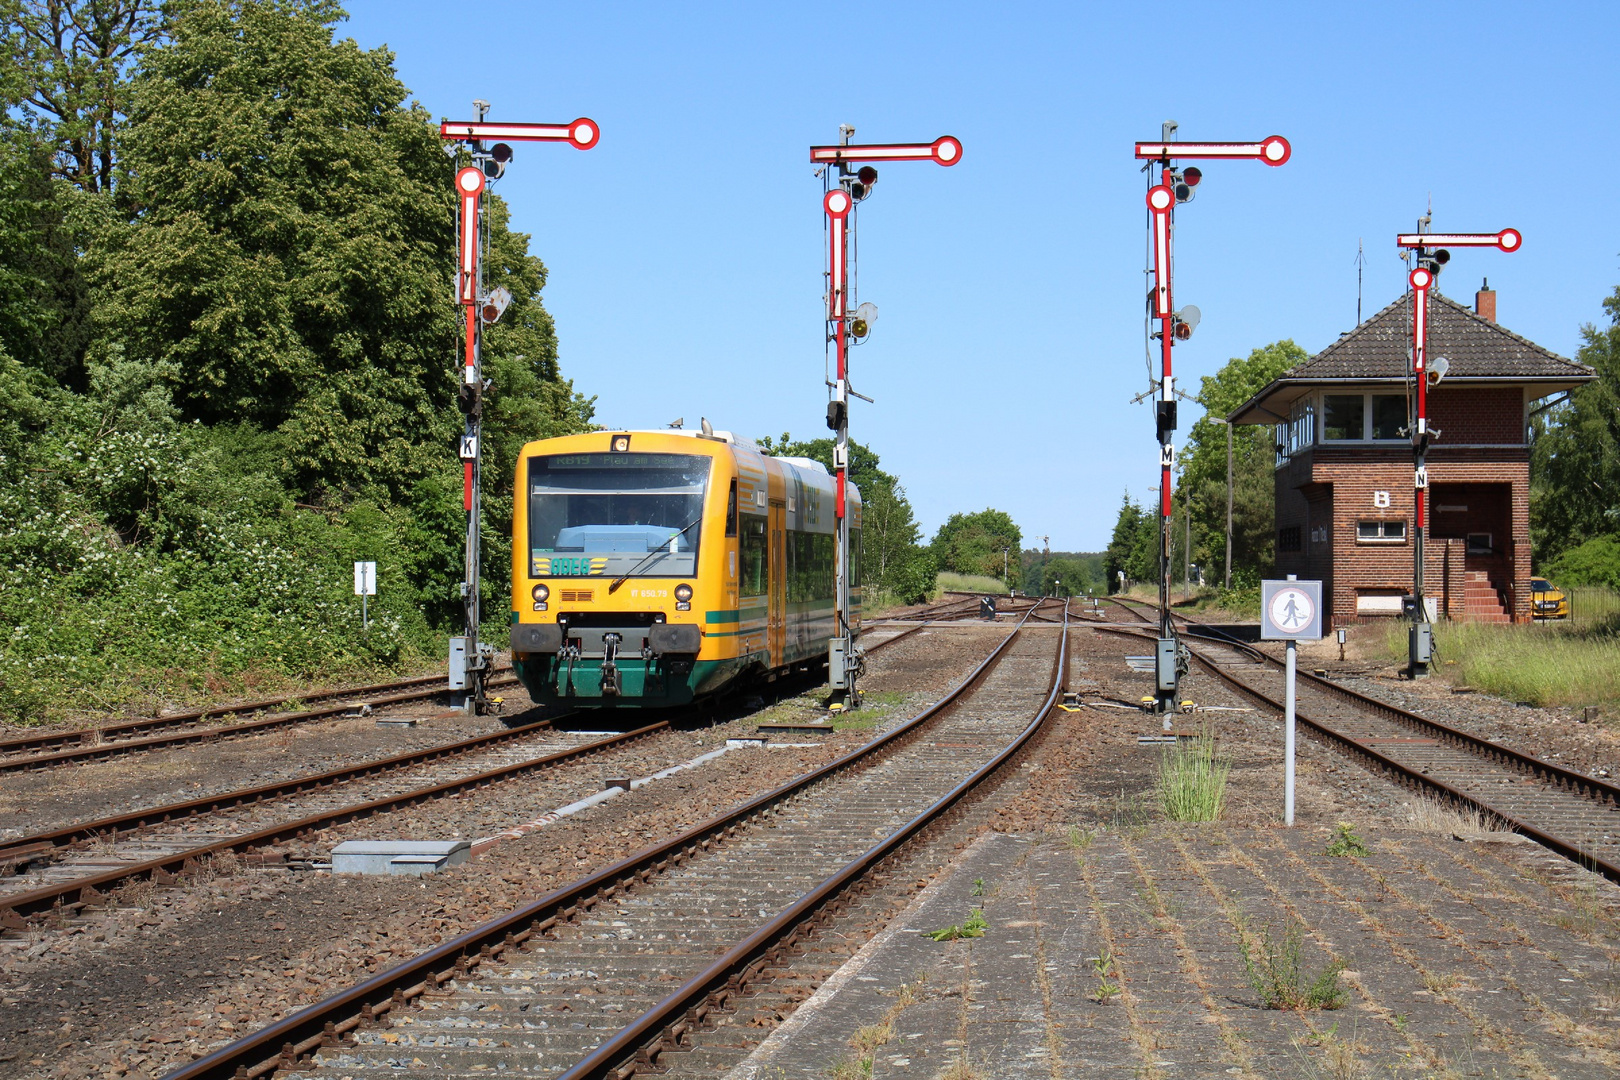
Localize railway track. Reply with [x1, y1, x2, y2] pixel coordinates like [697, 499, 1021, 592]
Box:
[0, 670, 519, 774]
[166, 600, 1070, 1080]
[0, 617, 940, 928]
[1098, 603, 1620, 885]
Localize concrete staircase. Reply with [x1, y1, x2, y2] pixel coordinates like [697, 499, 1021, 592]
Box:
[1463, 569, 1511, 623]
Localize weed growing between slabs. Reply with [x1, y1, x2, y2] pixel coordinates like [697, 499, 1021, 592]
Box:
[927, 907, 988, 942]
[826, 978, 928, 1080]
[1237, 919, 1348, 1011]
[1157, 728, 1231, 822]
[1323, 822, 1370, 857]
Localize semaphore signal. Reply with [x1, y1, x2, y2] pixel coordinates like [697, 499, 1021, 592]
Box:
[813, 126, 960, 712]
[438, 104, 599, 714]
[1134, 122, 1290, 718]
[1394, 220, 1519, 678]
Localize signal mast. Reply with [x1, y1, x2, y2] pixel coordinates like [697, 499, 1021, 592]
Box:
[438, 103, 599, 713]
[1133, 122, 1290, 718]
[809, 127, 961, 709]
[1394, 218, 1520, 678]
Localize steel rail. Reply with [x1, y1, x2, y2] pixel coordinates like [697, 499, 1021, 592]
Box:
[0, 720, 668, 924]
[0, 668, 514, 758]
[0, 674, 520, 774]
[0, 713, 578, 864]
[163, 600, 1056, 1080]
[557, 604, 1070, 1080]
[1098, 622, 1620, 885]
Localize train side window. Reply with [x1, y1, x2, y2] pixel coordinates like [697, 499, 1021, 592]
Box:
[739, 514, 767, 596]
[850, 528, 861, 590]
[726, 480, 737, 538]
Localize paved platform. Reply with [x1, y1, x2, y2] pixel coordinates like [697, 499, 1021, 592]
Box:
[725, 826, 1620, 1079]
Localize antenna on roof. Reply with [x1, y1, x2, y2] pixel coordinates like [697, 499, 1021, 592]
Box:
[1354, 238, 1364, 325]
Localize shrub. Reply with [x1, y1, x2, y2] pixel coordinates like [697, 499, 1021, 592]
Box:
[1239, 920, 1347, 1010]
[1545, 536, 1620, 590]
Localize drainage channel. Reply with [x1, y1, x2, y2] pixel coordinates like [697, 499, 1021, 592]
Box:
[164, 601, 1068, 1080]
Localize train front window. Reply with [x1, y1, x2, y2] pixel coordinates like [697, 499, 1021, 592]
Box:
[528, 452, 710, 579]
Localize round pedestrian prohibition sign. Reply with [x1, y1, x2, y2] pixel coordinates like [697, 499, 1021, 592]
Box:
[1268, 586, 1315, 634]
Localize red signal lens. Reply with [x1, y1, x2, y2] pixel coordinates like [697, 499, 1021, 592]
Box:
[492, 142, 513, 163]
[1183, 167, 1202, 186]
[857, 166, 878, 186]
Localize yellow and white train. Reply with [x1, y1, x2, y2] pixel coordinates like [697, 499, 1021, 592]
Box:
[508, 428, 861, 707]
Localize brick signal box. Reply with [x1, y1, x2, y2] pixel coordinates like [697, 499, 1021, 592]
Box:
[1230, 283, 1593, 627]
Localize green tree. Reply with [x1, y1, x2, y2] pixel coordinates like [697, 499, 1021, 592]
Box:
[1104, 494, 1157, 590]
[929, 508, 1021, 583]
[756, 432, 892, 495]
[1179, 340, 1307, 585]
[1531, 287, 1620, 563]
[0, 133, 92, 385]
[1, 0, 166, 193]
[89, 0, 471, 499]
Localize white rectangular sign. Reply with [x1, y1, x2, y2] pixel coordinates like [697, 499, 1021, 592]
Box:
[354, 561, 377, 597]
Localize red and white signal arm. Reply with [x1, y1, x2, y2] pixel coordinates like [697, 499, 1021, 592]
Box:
[1134, 136, 1290, 166]
[1146, 186, 1174, 318]
[809, 135, 962, 167]
[456, 167, 484, 304]
[1396, 228, 1520, 252]
[439, 117, 599, 151]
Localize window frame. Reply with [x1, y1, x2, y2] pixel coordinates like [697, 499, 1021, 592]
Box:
[1355, 519, 1408, 544]
[1321, 392, 1410, 443]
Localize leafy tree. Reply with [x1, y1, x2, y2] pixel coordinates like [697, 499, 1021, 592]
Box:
[1, 0, 166, 193]
[1531, 287, 1620, 563]
[0, 133, 92, 384]
[1545, 537, 1620, 590]
[756, 432, 892, 496]
[929, 508, 1021, 583]
[1179, 340, 1307, 585]
[1104, 493, 1156, 590]
[90, 0, 466, 499]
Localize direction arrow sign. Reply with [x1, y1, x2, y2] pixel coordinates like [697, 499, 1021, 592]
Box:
[1134, 136, 1291, 166]
[810, 135, 962, 167]
[1396, 228, 1520, 252]
[439, 118, 599, 150]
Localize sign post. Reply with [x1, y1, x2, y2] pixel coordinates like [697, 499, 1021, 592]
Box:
[810, 128, 961, 710]
[1134, 125, 1290, 718]
[1261, 576, 1322, 826]
[438, 105, 598, 712]
[1394, 224, 1520, 678]
[354, 561, 377, 631]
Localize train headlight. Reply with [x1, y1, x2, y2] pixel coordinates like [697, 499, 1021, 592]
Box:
[675, 583, 692, 610]
[532, 582, 549, 611]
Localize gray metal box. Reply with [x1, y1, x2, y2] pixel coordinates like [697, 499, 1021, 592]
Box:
[1409, 622, 1433, 665]
[829, 639, 849, 689]
[1155, 637, 1179, 693]
[331, 840, 471, 876]
[447, 636, 469, 690]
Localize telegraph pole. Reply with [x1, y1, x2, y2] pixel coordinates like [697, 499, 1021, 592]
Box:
[1394, 224, 1520, 677]
[810, 130, 961, 709]
[438, 109, 599, 712]
[1134, 126, 1290, 716]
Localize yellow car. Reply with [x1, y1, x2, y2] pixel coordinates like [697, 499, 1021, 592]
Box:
[1530, 578, 1569, 619]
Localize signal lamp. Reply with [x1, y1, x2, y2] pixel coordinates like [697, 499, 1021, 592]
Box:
[482, 157, 505, 180]
[1173, 167, 1201, 203]
[1171, 304, 1201, 340]
[826, 400, 847, 431]
[1183, 166, 1201, 187]
[851, 301, 878, 339]
[849, 165, 878, 201]
[492, 143, 513, 163]
[480, 286, 513, 324]
[1428, 356, 1450, 386]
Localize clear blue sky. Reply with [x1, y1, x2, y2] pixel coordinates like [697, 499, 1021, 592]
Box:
[342, 0, 1619, 552]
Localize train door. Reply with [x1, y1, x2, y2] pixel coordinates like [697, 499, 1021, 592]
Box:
[768, 499, 786, 666]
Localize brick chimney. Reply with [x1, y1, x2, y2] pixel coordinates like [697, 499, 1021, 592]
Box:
[1476, 278, 1497, 322]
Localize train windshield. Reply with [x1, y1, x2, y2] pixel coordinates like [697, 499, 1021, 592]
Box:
[527, 452, 710, 579]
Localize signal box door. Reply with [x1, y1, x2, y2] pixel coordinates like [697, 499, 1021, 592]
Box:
[768, 500, 785, 666]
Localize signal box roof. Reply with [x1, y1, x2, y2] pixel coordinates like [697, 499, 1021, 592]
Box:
[1228, 290, 1594, 424]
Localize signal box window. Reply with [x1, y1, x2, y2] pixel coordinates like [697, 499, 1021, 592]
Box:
[739, 515, 767, 597]
[1277, 526, 1302, 553]
[1322, 396, 1365, 441]
[1357, 520, 1407, 543]
[1371, 395, 1406, 440]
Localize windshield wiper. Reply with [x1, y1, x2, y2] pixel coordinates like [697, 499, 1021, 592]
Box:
[607, 514, 703, 593]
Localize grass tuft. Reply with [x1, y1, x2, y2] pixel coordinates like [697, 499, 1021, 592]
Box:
[1323, 822, 1370, 857]
[1238, 919, 1347, 1010]
[1381, 616, 1620, 708]
[1156, 730, 1230, 822]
